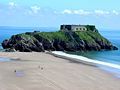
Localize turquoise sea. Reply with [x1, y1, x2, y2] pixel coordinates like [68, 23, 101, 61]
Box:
[0, 27, 120, 66]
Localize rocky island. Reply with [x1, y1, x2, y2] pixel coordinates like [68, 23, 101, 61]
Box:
[2, 25, 118, 52]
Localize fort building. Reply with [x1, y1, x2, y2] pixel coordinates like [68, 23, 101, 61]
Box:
[60, 25, 96, 32]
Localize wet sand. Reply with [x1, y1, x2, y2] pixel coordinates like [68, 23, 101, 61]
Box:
[0, 52, 120, 90]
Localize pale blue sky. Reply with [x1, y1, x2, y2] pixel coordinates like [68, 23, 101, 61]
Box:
[0, 0, 120, 29]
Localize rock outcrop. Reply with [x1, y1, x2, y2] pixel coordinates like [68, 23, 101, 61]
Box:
[2, 30, 118, 52]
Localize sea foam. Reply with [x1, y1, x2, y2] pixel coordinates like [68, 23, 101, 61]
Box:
[52, 51, 120, 70]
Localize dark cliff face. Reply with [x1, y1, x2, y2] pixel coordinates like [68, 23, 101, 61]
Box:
[2, 31, 118, 52]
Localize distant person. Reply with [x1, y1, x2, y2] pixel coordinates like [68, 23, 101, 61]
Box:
[14, 70, 16, 72]
[41, 67, 43, 70]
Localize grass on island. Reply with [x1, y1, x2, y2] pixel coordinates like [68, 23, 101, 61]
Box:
[16, 30, 111, 45]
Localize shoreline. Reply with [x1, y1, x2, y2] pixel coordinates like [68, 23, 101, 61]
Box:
[50, 51, 120, 69]
[50, 51, 120, 78]
[0, 52, 120, 90]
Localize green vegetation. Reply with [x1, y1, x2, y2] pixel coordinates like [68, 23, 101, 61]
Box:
[86, 31, 111, 44]
[16, 31, 110, 45]
[75, 31, 111, 44]
[17, 33, 36, 41]
[32, 31, 69, 41]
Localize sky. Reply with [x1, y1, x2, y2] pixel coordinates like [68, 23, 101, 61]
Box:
[0, 0, 120, 29]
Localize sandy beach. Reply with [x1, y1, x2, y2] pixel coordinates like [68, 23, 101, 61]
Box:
[0, 52, 120, 90]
